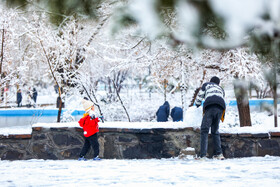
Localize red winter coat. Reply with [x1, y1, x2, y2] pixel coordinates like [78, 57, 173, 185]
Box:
[78, 114, 99, 137]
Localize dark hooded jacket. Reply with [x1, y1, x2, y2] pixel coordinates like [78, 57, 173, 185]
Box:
[156, 101, 170, 122]
[16, 90, 22, 105]
[195, 77, 226, 111]
[171, 107, 183, 122]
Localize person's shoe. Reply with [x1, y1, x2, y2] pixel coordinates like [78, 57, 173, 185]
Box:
[78, 156, 87, 161]
[93, 156, 101, 161]
[195, 156, 208, 161]
[213, 154, 225, 160]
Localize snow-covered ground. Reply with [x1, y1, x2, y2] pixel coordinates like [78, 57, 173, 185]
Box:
[1, 90, 280, 187]
[1, 156, 280, 186]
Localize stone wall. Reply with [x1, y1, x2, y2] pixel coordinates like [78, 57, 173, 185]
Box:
[0, 127, 280, 160]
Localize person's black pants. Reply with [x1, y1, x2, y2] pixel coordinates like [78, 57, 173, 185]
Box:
[200, 105, 223, 157]
[79, 133, 99, 158]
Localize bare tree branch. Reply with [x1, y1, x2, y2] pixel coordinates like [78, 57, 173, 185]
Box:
[110, 77, 130, 122]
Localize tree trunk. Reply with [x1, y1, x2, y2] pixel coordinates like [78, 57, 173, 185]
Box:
[188, 70, 206, 107]
[234, 79, 251, 127]
[273, 85, 277, 127]
[0, 28, 5, 102]
[57, 86, 63, 122]
[271, 68, 278, 127]
[189, 87, 201, 107]
[0, 28, 4, 76]
[164, 79, 167, 102]
[180, 83, 188, 112]
[111, 77, 130, 122]
[180, 60, 188, 114]
[265, 67, 278, 127]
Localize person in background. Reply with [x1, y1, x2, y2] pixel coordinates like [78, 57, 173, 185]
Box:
[54, 85, 59, 94]
[195, 76, 226, 160]
[26, 87, 33, 108]
[78, 99, 101, 161]
[171, 106, 183, 122]
[16, 89, 22, 107]
[156, 101, 170, 122]
[32, 87, 38, 107]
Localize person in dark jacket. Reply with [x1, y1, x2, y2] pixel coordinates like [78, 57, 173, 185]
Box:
[16, 89, 22, 107]
[195, 76, 226, 160]
[32, 88, 38, 104]
[171, 107, 183, 122]
[156, 101, 170, 122]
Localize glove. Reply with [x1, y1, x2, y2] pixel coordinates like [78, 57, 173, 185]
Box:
[99, 115, 104, 122]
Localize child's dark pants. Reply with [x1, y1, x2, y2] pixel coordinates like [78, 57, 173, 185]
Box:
[79, 133, 99, 158]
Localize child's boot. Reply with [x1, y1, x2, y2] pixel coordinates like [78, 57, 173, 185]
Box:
[78, 156, 87, 161]
[93, 156, 101, 161]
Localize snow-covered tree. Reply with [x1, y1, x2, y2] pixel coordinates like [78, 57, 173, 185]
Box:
[0, 7, 37, 105]
[1, 0, 278, 125]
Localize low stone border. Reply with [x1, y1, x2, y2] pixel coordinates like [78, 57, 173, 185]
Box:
[0, 127, 280, 160]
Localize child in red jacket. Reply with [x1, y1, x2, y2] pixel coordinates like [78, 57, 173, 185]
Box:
[78, 99, 101, 161]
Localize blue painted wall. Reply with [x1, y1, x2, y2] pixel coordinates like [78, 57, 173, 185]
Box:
[193, 99, 274, 107]
[0, 109, 85, 116]
[0, 99, 276, 116]
[227, 99, 274, 106]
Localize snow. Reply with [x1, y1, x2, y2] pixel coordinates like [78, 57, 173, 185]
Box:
[0, 156, 280, 186]
[30, 117, 280, 134]
[0, 126, 32, 136]
[33, 121, 185, 129]
[210, 0, 265, 40]
[1, 104, 280, 136]
[1, 100, 280, 187]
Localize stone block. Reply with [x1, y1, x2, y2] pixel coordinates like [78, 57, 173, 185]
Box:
[103, 136, 122, 159]
[220, 133, 232, 137]
[257, 139, 280, 156]
[52, 134, 81, 146]
[140, 135, 164, 143]
[1, 150, 24, 160]
[75, 127, 83, 132]
[11, 134, 32, 139]
[152, 128, 167, 134]
[32, 143, 58, 160]
[131, 129, 153, 134]
[270, 132, 280, 137]
[123, 145, 146, 159]
[100, 128, 120, 133]
[32, 127, 42, 131]
[0, 134, 31, 139]
[193, 128, 201, 133]
[180, 147, 196, 155]
[178, 147, 196, 159]
[252, 133, 269, 138]
[33, 133, 47, 141]
[50, 128, 68, 132]
[0, 144, 8, 150]
[118, 135, 136, 143]
[238, 133, 252, 138]
[0, 135, 7, 139]
[60, 148, 80, 159]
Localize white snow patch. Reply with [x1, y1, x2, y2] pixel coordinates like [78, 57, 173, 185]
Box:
[32, 121, 190, 129]
[32, 122, 80, 128]
[0, 126, 32, 136]
[0, 156, 280, 186]
[184, 106, 203, 127]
